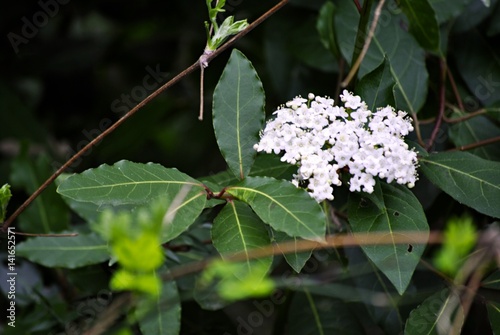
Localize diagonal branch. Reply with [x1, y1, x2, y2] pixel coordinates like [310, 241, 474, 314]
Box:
[1, 0, 289, 233]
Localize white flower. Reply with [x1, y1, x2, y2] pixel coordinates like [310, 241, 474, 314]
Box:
[254, 91, 418, 202]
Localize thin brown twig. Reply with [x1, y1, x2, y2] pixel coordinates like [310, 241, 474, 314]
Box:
[443, 105, 487, 123]
[341, 0, 386, 87]
[448, 135, 500, 152]
[1, 0, 290, 233]
[167, 230, 442, 280]
[426, 58, 447, 151]
[446, 69, 464, 112]
[12, 231, 78, 237]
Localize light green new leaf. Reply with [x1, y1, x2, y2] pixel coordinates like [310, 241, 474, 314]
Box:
[399, 0, 440, 53]
[419, 152, 500, 218]
[213, 49, 265, 180]
[356, 57, 395, 111]
[212, 201, 272, 280]
[17, 233, 109, 268]
[334, 1, 428, 113]
[136, 270, 181, 335]
[57, 160, 207, 242]
[348, 182, 429, 295]
[404, 288, 464, 335]
[272, 229, 312, 273]
[227, 176, 326, 241]
[0, 184, 12, 222]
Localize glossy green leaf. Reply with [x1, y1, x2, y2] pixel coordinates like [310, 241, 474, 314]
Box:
[57, 160, 207, 242]
[11, 151, 69, 233]
[317, 1, 340, 58]
[212, 49, 265, 179]
[419, 152, 500, 218]
[0, 184, 12, 222]
[356, 57, 395, 110]
[227, 176, 326, 241]
[212, 201, 272, 279]
[487, 302, 500, 335]
[448, 115, 500, 161]
[482, 269, 500, 289]
[136, 270, 181, 335]
[428, 0, 472, 24]
[287, 290, 364, 335]
[404, 288, 464, 334]
[348, 182, 429, 295]
[272, 229, 312, 273]
[334, 1, 428, 113]
[17, 233, 109, 268]
[399, 0, 440, 52]
[452, 29, 500, 107]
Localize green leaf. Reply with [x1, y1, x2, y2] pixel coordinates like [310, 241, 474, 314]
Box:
[487, 302, 500, 335]
[272, 229, 312, 273]
[287, 290, 365, 335]
[136, 270, 181, 335]
[317, 1, 340, 58]
[334, 1, 428, 113]
[419, 152, 500, 218]
[17, 233, 109, 268]
[11, 151, 69, 233]
[348, 182, 429, 295]
[399, 0, 440, 52]
[452, 29, 500, 107]
[428, 0, 472, 24]
[448, 115, 500, 161]
[227, 176, 326, 241]
[0, 184, 12, 222]
[111, 269, 161, 296]
[212, 201, 272, 279]
[57, 160, 207, 242]
[213, 49, 265, 179]
[482, 269, 500, 289]
[404, 288, 464, 334]
[356, 57, 396, 111]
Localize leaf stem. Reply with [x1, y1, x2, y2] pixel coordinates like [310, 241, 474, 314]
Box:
[0, 0, 290, 233]
[426, 58, 447, 151]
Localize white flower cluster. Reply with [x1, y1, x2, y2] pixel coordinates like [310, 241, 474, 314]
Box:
[254, 91, 418, 202]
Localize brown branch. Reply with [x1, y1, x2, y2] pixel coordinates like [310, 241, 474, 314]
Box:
[12, 231, 78, 237]
[426, 58, 447, 151]
[341, 0, 386, 87]
[443, 106, 487, 123]
[1, 0, 290, 233]
[447, 69, 464, 112]
[448, 135, 500, 152]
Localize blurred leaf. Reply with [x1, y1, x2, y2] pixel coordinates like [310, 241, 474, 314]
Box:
[452, 29, 500, 107]
[488, 3, 500, 36]
[213, 49, 265, 180]
[111, 269, 161, 296]
[334, 0, 428, 113]
[0, 183, 12, 222]
[404, 288, 464, 334]
[428, 0, 472, 24]
[399, 0, 440, 53]
[272, 229, 312, 273]
[317, 2, 340, 58]
[227, 176, 326, 241]
[17, 233, 109, 268]
[433, 215, 477, 275]
[136, 270, 181, 335]
[487, 302, 500, 335]
[419, 152, 500, 218]
[287, 290, 364, 335]
[453, 0, 498, 32]
[212, 201, 272, 279]
[11, 151, 68, 233]
[482, 269, 500, 289]
[448, 115, 500, 161]
[356, 57, 395, 110]
[57, 160, 206, 242]
[348, 182, 429, 295]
